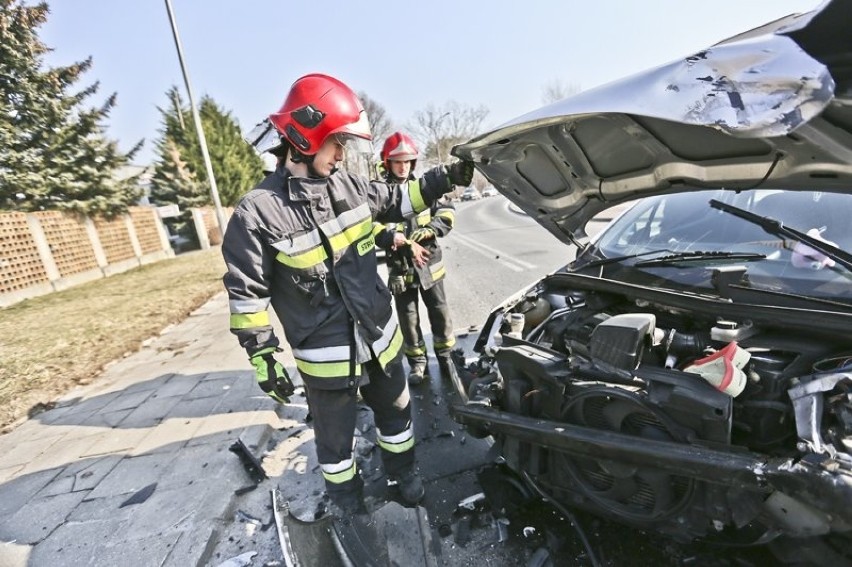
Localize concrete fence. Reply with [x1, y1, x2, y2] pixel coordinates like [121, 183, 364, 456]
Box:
[0, 206, 232, 308]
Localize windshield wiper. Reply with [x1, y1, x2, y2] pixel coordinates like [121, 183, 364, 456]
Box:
[634, 250, 766, 267]
[710, 199, 852, 272]
[577, 248, 674, 270]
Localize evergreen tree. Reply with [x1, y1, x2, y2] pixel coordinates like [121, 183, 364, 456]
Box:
[149, 88, 206, 246]
[0, 0, 141, 215]
[150, 87, 262, 211]
[150, 87, 206, 210]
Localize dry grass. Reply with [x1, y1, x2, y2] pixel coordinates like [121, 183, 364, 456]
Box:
[0, 248, 226, 432]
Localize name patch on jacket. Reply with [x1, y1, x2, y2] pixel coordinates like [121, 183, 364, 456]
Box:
[357, 235, 375, 256]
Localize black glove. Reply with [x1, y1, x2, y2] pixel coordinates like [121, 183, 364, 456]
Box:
[250, 348, 295, 403]
[447, 160, 474, 187]
[388, 274, 406, 295]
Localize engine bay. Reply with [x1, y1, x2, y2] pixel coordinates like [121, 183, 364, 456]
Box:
[452, 273, 852, 545]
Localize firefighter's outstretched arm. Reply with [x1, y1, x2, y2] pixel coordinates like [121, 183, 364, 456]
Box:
[369, 159, 474, 223]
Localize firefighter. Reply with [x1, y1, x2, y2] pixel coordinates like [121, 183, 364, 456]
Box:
[375, 132, 457, 385]
[222, 74, 474, 517]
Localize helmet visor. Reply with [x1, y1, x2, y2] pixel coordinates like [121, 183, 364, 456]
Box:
[244, 118, 283, 154]
[334, 133, 373, 156]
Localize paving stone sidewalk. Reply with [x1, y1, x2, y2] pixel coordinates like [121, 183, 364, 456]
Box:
[0, 292, 295, 567]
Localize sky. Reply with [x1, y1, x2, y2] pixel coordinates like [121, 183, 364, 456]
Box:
[38, 0, 823, 165]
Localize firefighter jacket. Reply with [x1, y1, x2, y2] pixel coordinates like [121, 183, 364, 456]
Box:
[376, 186, 455, 291]
[222, 163, 453, 390]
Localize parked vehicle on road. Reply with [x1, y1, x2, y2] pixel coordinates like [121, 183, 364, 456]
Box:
[481, 186, 498, 197]
[450, 1, 852, 563]
[461, 187, 481, 201]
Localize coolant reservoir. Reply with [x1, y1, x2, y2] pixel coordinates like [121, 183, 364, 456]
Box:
[711, 320, 757, 342]
[507, 313, 525, 339]
[521, 297, 551, 330]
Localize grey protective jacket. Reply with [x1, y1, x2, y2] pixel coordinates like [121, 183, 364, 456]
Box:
[222, 163, 453, 390]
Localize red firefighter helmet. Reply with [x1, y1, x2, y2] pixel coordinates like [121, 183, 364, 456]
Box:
[268, 74, 372, 156]
[381, 132, 419, 171]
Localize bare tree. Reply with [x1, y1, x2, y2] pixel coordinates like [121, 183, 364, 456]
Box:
[358, 91, 394, 150]
[407, 101, 489, 166]
[342, 92, 393, 178]
[541, 78, 581, 105]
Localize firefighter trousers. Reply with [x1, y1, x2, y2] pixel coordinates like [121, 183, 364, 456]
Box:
[393, 279, 455, 372]
[305, 352, 415, 505]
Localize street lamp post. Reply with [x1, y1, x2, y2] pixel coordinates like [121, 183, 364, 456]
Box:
[164, 0, 228, 237]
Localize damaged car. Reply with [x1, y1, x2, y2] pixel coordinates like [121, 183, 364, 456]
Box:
[449, 0, 852, 563]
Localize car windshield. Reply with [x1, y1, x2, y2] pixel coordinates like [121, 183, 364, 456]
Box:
[582, 189, 852, 302]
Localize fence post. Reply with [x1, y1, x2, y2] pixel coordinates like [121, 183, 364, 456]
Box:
[84, 217, 109, 272]
[191, 208, 211, 250]
[125, 214, 143, 258]
[153, 210, 174, 256]
[25, 214, 61, 286]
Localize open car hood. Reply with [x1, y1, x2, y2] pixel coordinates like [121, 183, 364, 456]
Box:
[453, 0, 852, 244]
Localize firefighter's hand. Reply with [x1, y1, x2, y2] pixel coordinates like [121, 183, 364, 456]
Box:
[411, 241, 431, 268]
[391, 232, 407, 250]
[447, 159, 474, 187]
[250, 348, 295, 403]
[410, 227, 436, 243]
[791, 228, 837, 270]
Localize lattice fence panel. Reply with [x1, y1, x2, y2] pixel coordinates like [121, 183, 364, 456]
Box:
[197, 207, 232, 245]
[35, 211, 98, 278]
[129, 207, 162, 254]
[94, 216, 135, 264]
[0, 212, 49, 293]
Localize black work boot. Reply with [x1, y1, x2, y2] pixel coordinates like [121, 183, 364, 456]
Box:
[326, 491, 367, 522]
[407, 358, 428, 386]
[390, 469, 425, 505]
[326, 476, 366, 521]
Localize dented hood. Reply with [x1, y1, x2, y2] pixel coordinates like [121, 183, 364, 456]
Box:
[453, 0, 852, 244]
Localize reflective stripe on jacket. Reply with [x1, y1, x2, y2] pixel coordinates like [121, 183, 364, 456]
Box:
[223, 163, 451, 390]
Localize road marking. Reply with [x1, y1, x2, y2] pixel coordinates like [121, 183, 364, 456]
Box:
[450, 232, 537, 272]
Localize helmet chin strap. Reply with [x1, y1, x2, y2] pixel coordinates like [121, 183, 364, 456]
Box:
[290, 149, 326, 178]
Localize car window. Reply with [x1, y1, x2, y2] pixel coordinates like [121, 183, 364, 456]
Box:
[592, 189, 852, 300]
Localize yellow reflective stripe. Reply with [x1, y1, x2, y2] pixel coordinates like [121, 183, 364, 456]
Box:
[322, 461, 356, 484]
[377, 430, 414, 454]
[404, 341, 426, 357]
[408, 179, 426, 213]
[434, 336, 457, 350]
[430, 265, 446, 281]
[295, 358, 361, 379]
[230, 311, 270, 329]
[327, 218, 372, 253]
[372, 222, 386, 237]
[435, 209, 455, 227]
[378, 437, 414, 453]
[377, 327, 403, 368]
[276, 246, 327, 269]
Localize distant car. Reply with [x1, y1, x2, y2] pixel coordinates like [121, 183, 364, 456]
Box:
[481, 186, 498, 197]
[461, 187, 481, 201]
